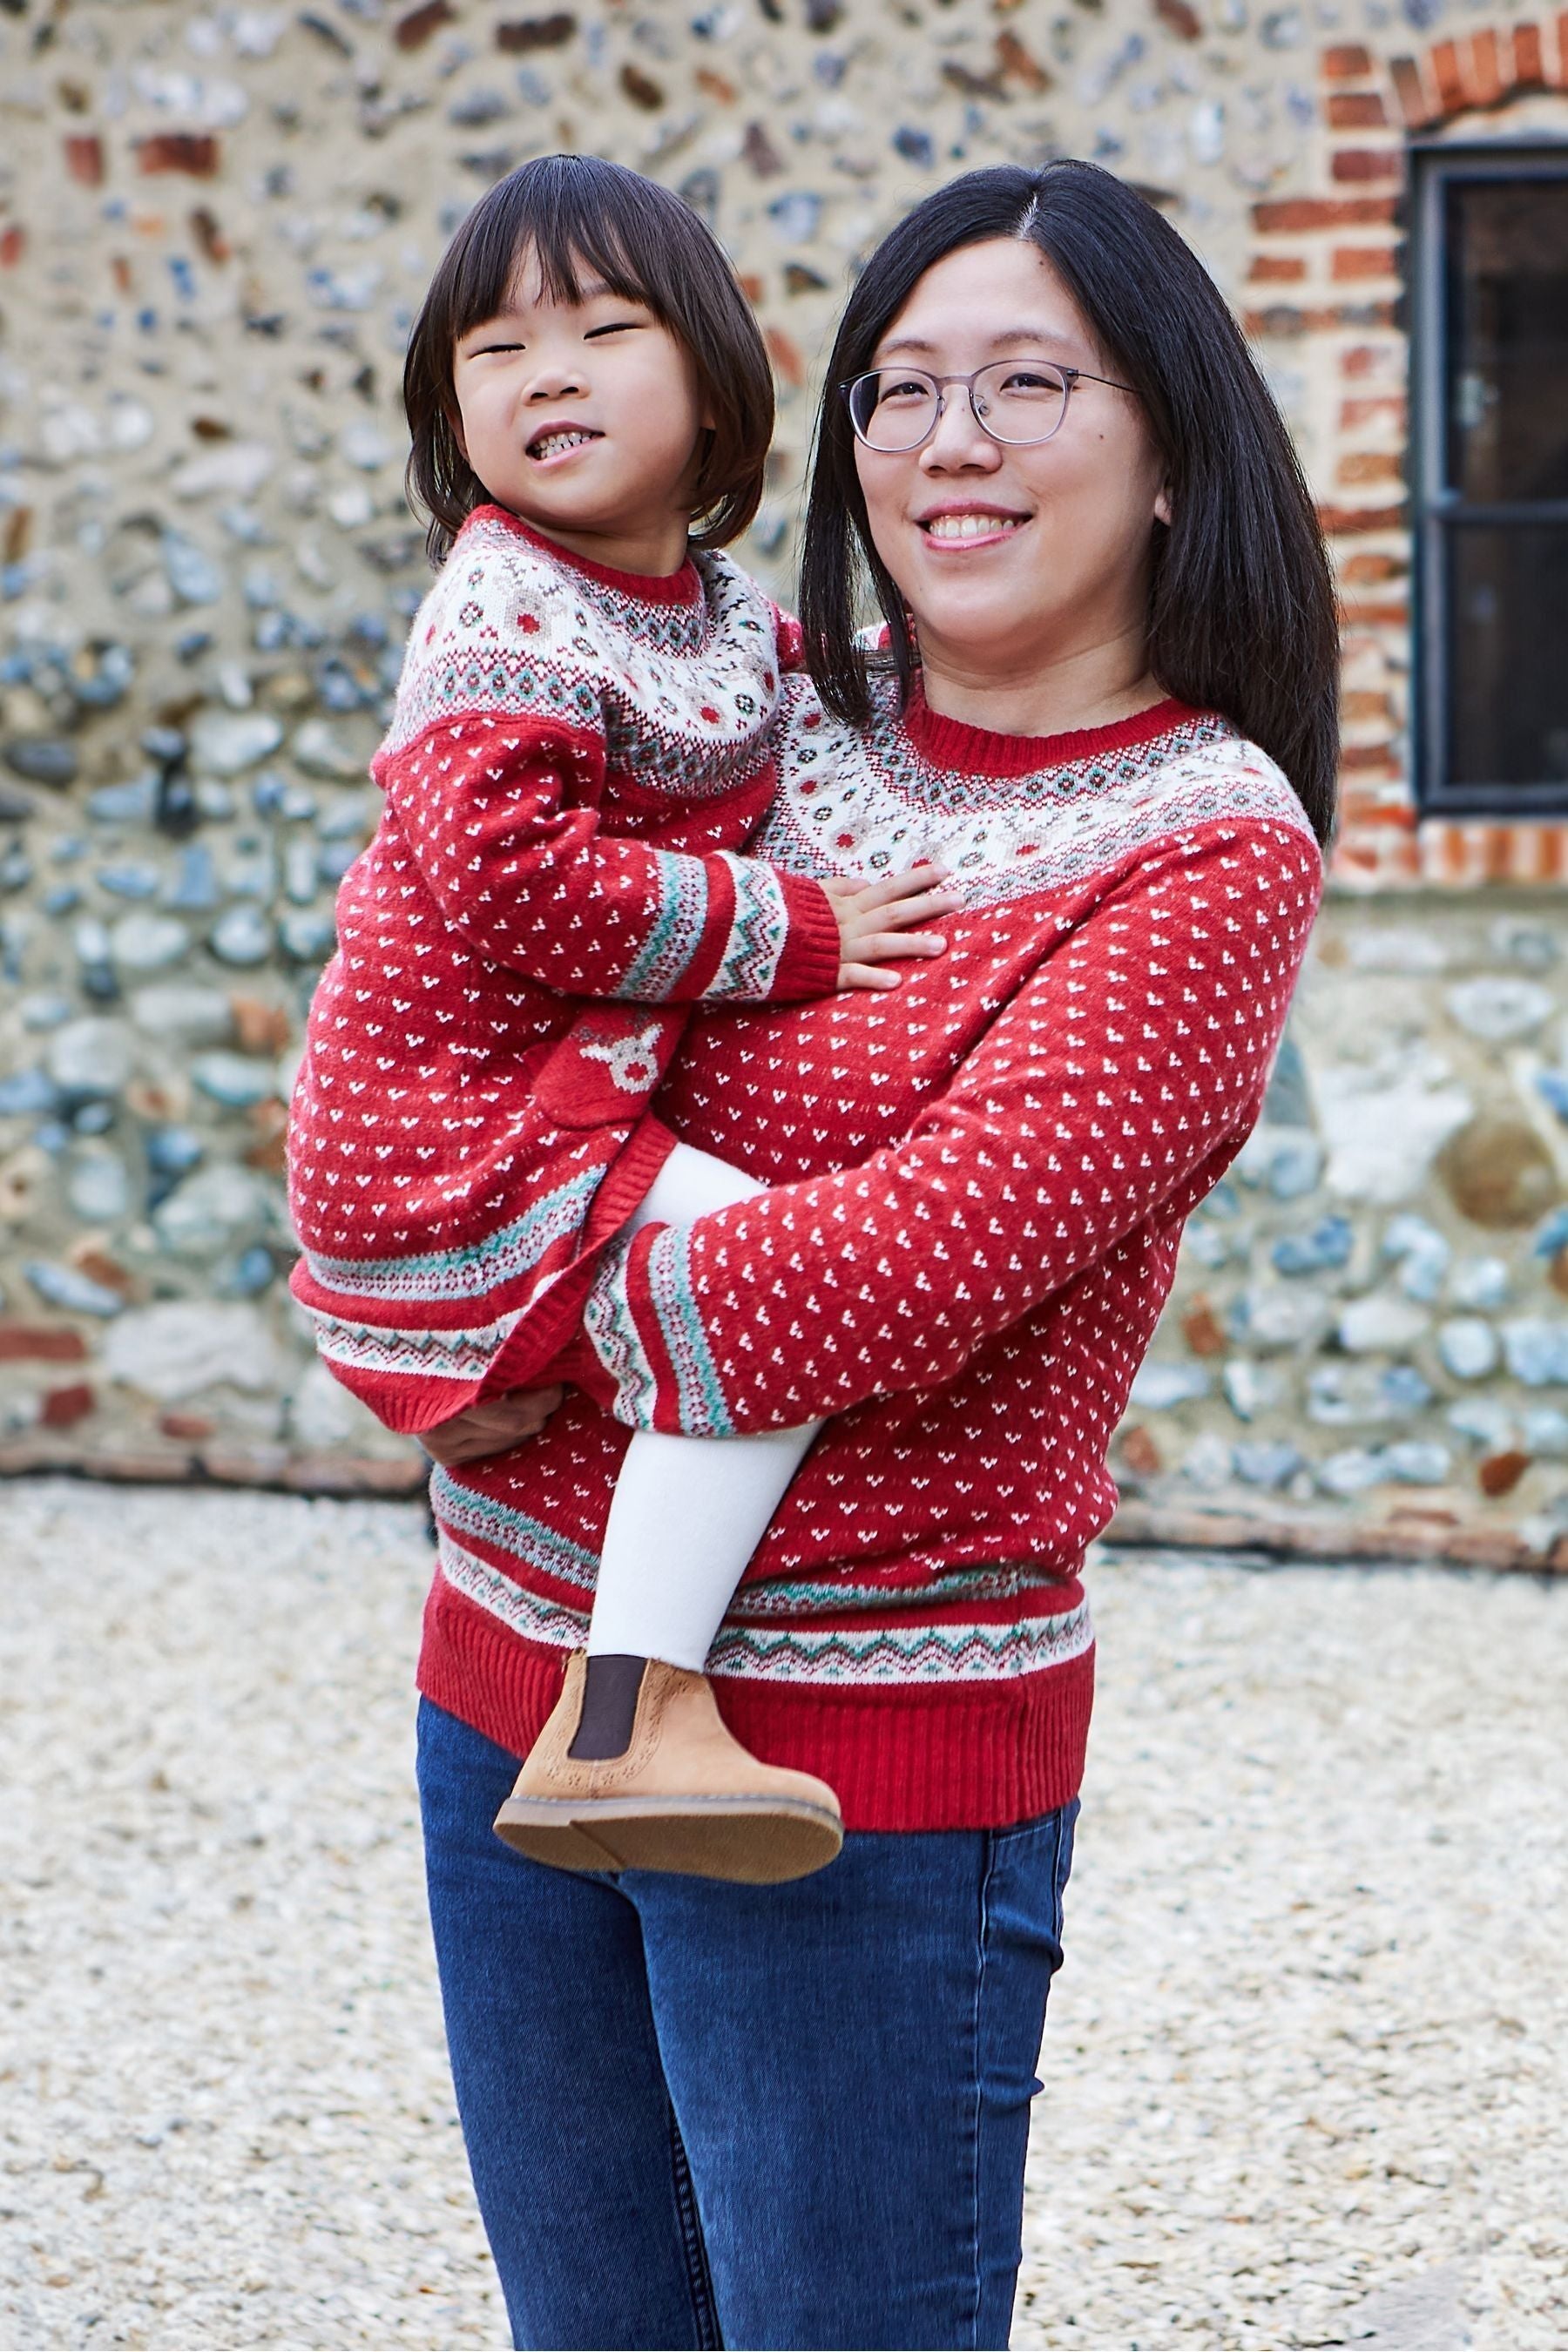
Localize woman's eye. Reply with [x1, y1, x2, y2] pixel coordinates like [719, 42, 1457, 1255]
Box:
[1000, 368, 1063, 394]
[882, 377, 932, 403]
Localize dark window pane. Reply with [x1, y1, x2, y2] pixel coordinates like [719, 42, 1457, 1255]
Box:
[1445, 178, 1568, 501]
[1447, 523, 1568, 788]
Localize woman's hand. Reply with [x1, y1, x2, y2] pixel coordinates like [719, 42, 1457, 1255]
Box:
[420, 1386, 565, 1466]
[823, 865, 959, 991]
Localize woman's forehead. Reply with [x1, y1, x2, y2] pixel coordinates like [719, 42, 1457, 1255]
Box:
[875, 239, 1093, 363]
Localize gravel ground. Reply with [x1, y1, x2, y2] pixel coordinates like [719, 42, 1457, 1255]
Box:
[2, 1479, 1563, 2351]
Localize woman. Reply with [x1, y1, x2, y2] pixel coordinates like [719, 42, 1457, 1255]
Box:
[414, 159, 1337, 2350]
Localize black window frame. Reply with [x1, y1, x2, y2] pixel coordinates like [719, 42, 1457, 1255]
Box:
[1410, 139, 1568, 816]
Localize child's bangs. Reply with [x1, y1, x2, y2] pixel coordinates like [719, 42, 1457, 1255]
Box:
[449, 175, 665, 338]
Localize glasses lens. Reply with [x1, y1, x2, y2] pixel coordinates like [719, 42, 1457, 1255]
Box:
[848, 369, 940, 451]
[971, 359, 1070, 445]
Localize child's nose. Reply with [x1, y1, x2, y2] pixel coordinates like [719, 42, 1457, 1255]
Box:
[525, 360, 587, 400]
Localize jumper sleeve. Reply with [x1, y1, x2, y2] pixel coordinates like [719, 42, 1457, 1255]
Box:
[377, 714, 841, 1007]
[576, 820, 1322, 1436]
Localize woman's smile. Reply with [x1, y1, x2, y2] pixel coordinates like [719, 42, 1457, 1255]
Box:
[916, 500, 1031, 549]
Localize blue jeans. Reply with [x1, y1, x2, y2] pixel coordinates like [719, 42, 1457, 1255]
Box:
[416, 1698, 1078, 2352]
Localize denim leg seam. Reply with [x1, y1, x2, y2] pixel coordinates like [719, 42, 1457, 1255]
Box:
[668, 2099, 723, 2351]
[969, 1836, 998, 2352]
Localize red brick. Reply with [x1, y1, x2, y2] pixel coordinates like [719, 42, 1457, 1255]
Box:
[1341, 343, 1402, 378]
[1248, 253, 1307, 281]
[1340, 743, 1404, 774]
[1342, 687, 1396, 720]
[1321, 42, 1374, 77]
[1466, 27, 1504, 105]
[1244, 299, 1399, 336]
[1319, 500, 1409, 534]
[394, 0, 452, 44]
[1429, 39, 1467, 112]
[1182, 1297, 1227, 1356]
[1340, 598, 1412, 627]
[0, 225, 25, 267]
[138, 133, 219, 176]
[41, 1382, 95, 1429]
[1340, 395, 1406, 429]
[1389, 54, 1436, 124]
[1331, 242, 1402, 279]
[0, 1323, 89, 1364]
[64, 133, 104, 186]
[1553, 11, 1568, 88]
[1339, 449, 1403, 483]
[1253, 194, 1398, 230]
[1513, 23, 1544, 89]
[1327, 90, 1389, 126]
[1339, 547, 1407, 581]
[1331, 148, 1402, 182]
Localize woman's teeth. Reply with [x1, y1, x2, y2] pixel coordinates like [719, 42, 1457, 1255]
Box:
[923, 513, 1024, 541]
[531, 429, 598, 461]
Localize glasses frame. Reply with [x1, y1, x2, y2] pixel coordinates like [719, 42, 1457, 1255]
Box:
[841, 359, 1138, 454]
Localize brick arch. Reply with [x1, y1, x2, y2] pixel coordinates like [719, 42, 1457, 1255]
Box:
[1245, 19, 1568, 888]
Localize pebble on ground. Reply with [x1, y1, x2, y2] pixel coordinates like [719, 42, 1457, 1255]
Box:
[2, 1479, 1564, 2349]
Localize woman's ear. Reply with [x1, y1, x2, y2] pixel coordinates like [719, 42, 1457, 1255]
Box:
[1154, 483, 1173, 528]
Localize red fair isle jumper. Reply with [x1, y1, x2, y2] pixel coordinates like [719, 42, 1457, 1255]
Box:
[420, 685, 1324, 1832]
[287, 506, 839, 1433]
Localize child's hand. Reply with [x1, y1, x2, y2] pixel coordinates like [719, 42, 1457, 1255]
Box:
[823, 865, 959, 991]
[421, 1386, 565, 1465]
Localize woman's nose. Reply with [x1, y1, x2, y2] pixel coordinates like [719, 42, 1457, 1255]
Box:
[918, 388, 1002, 472]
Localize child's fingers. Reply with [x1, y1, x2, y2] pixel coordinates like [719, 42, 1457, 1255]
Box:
[839, 962, 904, 991]
[866, 887, 960, 930]
[855, 929, 948, 961]
[853, 864, 951, 909]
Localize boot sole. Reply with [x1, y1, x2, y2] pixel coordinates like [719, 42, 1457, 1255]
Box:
[492, 1793, 844, 1884]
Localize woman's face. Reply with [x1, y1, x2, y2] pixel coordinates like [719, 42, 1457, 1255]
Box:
[853, 236, 1171, 686]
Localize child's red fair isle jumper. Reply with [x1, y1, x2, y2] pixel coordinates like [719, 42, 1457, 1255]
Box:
[420, 682, 1324, 1832]
[287, 507, 839, 1431]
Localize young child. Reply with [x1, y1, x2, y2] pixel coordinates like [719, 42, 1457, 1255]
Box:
[287, 155, 953, 1883]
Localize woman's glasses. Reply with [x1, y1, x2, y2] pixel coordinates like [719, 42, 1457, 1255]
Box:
[842, 359, 1136, 453]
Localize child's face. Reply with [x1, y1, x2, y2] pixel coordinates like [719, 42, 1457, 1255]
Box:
[450, 255, 711, 576]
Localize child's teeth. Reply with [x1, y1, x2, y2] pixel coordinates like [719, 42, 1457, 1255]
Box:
[535, 429, 593, 459]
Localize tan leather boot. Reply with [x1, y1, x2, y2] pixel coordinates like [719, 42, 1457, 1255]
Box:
[493, 1653, 843, 1884]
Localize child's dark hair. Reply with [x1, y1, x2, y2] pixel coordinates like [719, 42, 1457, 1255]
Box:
[799, 159, 1340, 848]
[404, 153, 774, 565]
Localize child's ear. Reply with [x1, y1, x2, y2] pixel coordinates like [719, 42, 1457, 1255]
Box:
[445, 404, 470, 463]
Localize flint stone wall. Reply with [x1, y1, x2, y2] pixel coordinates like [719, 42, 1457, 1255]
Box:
[3, 0, 1568, 1549]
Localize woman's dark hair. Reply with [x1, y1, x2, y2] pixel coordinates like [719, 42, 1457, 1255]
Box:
[403, 153, 774, 565]
[800, 160, 1340, 845]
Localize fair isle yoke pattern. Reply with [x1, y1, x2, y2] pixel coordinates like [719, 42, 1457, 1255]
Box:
[419, 694, 1324, 1827]
[757, 681, 1298, 909]
[381, 505, 787, 801]
[286, 510, 841, 1434]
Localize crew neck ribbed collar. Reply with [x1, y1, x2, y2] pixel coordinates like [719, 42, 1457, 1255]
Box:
[471, 504, 703, 607]
[904, 676, 1207, 778]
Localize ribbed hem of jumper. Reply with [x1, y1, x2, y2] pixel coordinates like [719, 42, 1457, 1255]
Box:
[905, 681, 1206, 779]
[469, 503, 704, 606]
[416, 1575, 1096, 1834]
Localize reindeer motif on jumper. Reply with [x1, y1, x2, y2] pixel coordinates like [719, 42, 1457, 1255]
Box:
[530, 1004, 686, 1132]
